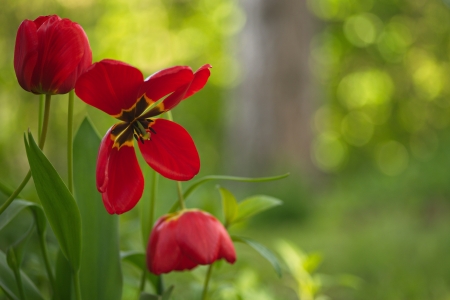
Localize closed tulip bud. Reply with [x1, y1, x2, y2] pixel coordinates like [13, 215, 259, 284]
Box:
[14, 15, 92, 95]
[147, 209, 236, 275]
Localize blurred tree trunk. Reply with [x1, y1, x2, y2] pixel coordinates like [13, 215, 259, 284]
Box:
[226, 0, 317, 176]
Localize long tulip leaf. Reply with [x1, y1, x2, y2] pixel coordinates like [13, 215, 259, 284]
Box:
[232, 236, 282, 277]
[73, 117, 122, 300]
[24, 132, 81, 271]
[53, 250, 73, 300]
[0, 250, 45, 300]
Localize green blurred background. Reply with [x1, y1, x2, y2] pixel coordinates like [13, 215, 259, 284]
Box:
[1, 0, 450, 299]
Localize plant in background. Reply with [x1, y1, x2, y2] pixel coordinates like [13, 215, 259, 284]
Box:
[0, 14, 291, 300]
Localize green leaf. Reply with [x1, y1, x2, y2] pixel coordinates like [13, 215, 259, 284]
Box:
[121, 251, 160, 293]
[0, 199, 46, 235]
[234, 195, 282, 223]
[169, 173, 289, 212]
[218, 186, 238, 227]
[24, 132, 81, 272]
[73, 118, 122, 300]
[53, 250, 72, 300]
[6, 224, 34, 269]
[0, 250, 45, 300]
[232, 236, 282, 277]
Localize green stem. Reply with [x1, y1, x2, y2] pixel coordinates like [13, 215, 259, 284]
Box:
[201, 264, 214, 300]
[176, 182, 186, 210]
[38, 234, 55, 297]
[139, 171, 159, 295]
[138, 268, 146, 298]
[38, 94, 44, 141]
[149, 171, 159, 236]
[73, 270, 82, 300]
[67, 90, 74, 193]
[0, 95, 52, 215]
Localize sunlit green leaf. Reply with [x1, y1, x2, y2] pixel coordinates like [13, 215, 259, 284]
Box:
[0, 250, 44, 300]
[121, 251, 159, 293]
[232, 236, 282, 277]
[234, 195, 282, 224]
[74, 118, 122, 300]
[218, 186, 238, 227]
[24, 132, 81, 271]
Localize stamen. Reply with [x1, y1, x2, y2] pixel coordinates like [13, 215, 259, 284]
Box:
[149, 127, 157, 134]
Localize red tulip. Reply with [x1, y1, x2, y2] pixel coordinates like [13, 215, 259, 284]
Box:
[147, 209, 236, 275]
[75, 59, 211, 214]
[14, 15, 92, 95]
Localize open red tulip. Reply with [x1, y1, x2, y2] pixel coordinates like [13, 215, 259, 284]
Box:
[75, 59, 211, 214]
[147, 209, 236, 275]
[14, 15, 92, 95]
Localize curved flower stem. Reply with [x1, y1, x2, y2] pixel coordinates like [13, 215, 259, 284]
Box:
[201, 264, 214, 300]
[66, 90, 81, 300]
[0, 94, 52, 215]
[67, 90, 74, 193]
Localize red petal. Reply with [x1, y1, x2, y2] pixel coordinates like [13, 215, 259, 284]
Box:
[75, 59, 144, 116]
[176, 211, 221, 264]
[138, 119, 200, 181]
[32, 16, 86, 94]
[147, 216, 184, 275]
[96, 127, 114, 193]
[100, 143, 144, 214]
[216, 221, 237, 263]
[55, 22, 92, 94]
[14, 20, 38, 92]
[160, 64, 211, 111]
[183, 64, 212, 99]
[141, 66, 193, 102]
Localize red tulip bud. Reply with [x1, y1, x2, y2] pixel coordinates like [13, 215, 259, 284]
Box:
[147, 209, 236, 275]
[14, 15, 92, 95]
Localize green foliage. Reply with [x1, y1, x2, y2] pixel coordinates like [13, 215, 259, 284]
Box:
[73, 118, 122, 300]
[219, 186, 238, 227]
[0, 250, 44, 300]
[121, 251, 160, 294]
[24, 132, 81, 272]
[233, 236, 282, 278]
